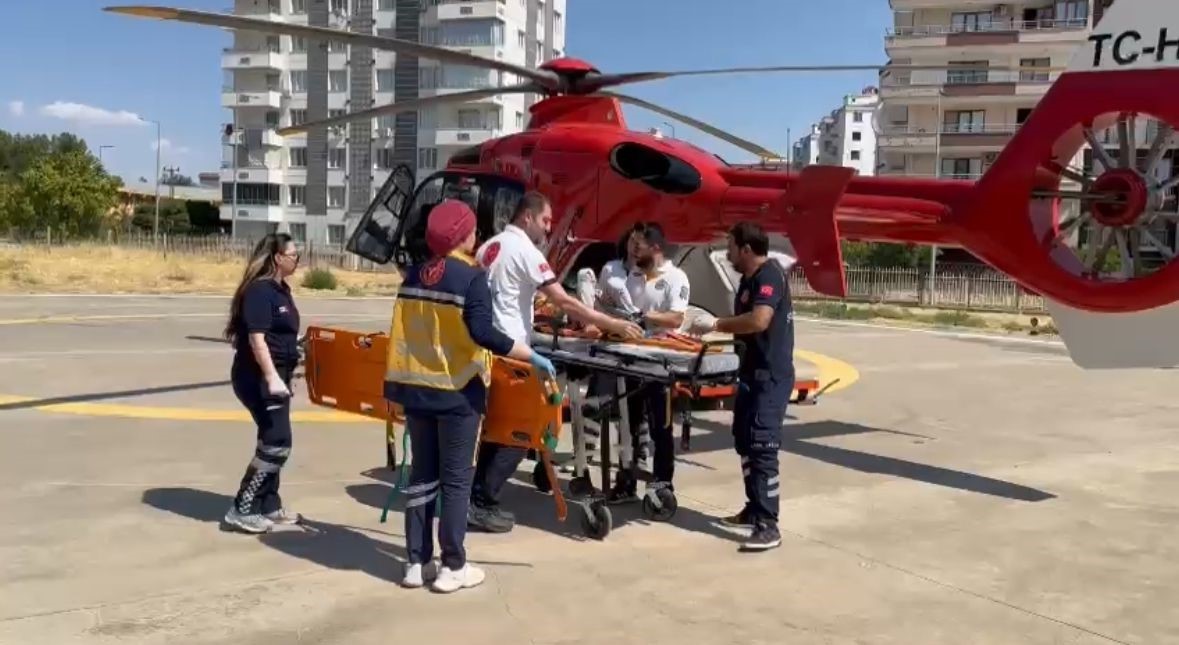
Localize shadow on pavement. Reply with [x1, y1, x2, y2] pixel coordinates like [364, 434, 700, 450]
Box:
[685, 419, 1056, 503]
[141, 486, 408, 583]
[348, 468, 746, 545]
[0, 380, 232, 411]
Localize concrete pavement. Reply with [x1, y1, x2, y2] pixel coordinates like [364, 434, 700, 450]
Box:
[0, 295, 1176, 644]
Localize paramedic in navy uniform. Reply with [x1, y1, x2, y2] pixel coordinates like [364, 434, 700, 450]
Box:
[687, 221, 793, 552]
[222, 233, 304, 535]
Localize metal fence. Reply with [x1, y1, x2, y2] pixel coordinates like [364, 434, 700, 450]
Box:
[787, 265, 1046, 314]
[4, 233, 1046, 313]
[31, 231, 399, 274]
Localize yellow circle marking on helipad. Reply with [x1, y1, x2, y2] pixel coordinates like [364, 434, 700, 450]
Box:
[796, 349, 860, 395]
[0, 394, 372, 424]
[0, 350, 857, 423]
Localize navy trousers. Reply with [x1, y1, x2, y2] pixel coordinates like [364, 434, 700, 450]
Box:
[471, 442, 524, 509]
[632, 382, 674, 484]
[730, 371, 791, 526]
[231, 362, 294, 516]
[404, 409, 480, 570]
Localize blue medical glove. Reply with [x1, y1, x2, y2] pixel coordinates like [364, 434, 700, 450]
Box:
[530, 351, 556, 377]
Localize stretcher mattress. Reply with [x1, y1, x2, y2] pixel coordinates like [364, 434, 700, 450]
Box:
[529, 332, 740, 380]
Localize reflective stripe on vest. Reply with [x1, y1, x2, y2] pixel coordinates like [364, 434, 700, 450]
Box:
[384, 284, 492, 391]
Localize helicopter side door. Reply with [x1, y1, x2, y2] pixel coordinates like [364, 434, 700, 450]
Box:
[344, 164, 415, 265]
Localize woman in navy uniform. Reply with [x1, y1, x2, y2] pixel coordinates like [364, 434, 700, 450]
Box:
[688, 222, 793, 552]
[385, 199, 555, 593]
[221, 233, 304, 534]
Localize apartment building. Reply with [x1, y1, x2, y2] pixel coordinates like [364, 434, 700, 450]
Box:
[793, 87, 880, 176]
[220, 0, 566, 243]
[877, 0, 1094, 179]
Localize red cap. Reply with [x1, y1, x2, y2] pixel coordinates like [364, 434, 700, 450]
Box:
[425, 199, 477, 257]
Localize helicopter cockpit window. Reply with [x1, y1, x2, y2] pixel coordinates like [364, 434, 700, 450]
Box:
[395, 171, 525, 267]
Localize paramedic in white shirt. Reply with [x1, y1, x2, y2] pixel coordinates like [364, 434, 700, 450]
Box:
[608, 222, 692, 503]
[468, 191, 643, 534]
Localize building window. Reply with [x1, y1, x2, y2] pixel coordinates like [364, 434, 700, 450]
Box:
[941, 157, 982, 179]
[1016, 108, 1033, 124]
[418, 147, 438, 169]
[951, 11, 993, 32]
[944, 110, 985, 133]
[376, 69, 395, 92]
[290, 70, 307, 93]
[328, 224, 346, 245]
[457, 109, 483, 129]
[853, 112, 863, 123]
[329, 0, 347, 14]
[1019, 58, 1051, 82]
[328, 148, 347, 169]
[850, 150, 861, 161]
[289, 109, 307, 126]
[1055, 0, 1088, 26]
[289, 222, 307, 241]
[288, 185, 306, 206]
[852, 131, 862, 141]
[328, 186, 346, 208]
[290, 147, 307, 167]
[378, 0, 394, 10]
[329, 70, 347, 93]
[946, 60, 988, 85]
[375, 148, 396, 169]
[291, 36, 306, 53]
[291, 0, 306, 14]
[517, 30, 526, 47]
[515, 111, 524, 129]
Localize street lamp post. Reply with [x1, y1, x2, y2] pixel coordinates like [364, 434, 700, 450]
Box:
[140, 117, 162, 245]
[661, 121, 676, 138]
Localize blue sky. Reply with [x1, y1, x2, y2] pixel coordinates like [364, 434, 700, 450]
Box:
[0, 0, 891, 183]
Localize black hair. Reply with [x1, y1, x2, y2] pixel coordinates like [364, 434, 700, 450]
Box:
[513, 191, 550, 221]
[728, 221, 769, 256]
[224, 233, 294, 343]
[632, 221, 667, 250]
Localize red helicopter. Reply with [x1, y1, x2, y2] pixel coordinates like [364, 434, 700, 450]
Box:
[109, 1, 1179, 370]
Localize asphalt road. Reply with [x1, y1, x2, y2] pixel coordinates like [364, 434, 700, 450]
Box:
[0, 294, 1176, 645]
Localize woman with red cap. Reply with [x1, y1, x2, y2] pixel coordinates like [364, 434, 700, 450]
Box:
[383, 198, 555, 594]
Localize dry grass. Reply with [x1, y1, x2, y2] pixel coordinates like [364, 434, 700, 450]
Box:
[0, 246, 402, 297]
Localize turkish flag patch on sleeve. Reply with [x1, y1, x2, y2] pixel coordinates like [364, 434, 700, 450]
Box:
[759, 285, 774, 297]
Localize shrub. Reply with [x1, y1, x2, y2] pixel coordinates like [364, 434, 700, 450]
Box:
[301, 267, 338, 290]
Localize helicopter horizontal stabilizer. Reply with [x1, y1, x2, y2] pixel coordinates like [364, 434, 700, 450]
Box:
[1045, 298, 1179, 369]
[776, 165, 856, 298]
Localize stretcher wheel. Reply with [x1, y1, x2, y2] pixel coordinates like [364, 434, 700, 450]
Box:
[568, 474, 594, 498]
[641, 487, 678, 522]
[532, 461, 553, 493]
[580, 501, 612, 540]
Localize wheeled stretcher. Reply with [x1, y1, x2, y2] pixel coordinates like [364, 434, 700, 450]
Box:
[301, 326, 569, 524]
[528, 331, 744, 539]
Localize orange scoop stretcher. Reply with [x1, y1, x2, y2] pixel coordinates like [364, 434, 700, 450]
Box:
[302, 326, 571, 523]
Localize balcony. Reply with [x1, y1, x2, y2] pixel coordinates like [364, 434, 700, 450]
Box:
[425, 127, 502, 147]
[886, 17, 1088, 42]
[226, 3, 283, 22]
[221, 90, 285, 109]
[227, 128, 285, 147]
[221, 166, 285, 184]
[940, 122, 1021, 147]
[877, 126, 937, 150]
[880, 69, 1058, 101]
[221, 48, 286, 70]
[220, 203, 285, 223]
[423, 0, 506, 22]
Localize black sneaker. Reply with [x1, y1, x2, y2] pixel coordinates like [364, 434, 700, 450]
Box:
[607, 475, 638, 505]
[467, 504, 514, 533]
[718, 507, 755, 529]
[740, 523, 782, 552]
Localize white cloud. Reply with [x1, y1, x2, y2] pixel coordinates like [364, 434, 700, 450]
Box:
[39, 101, 146, 127]
[8, 101, 24, 117]
[151, 138, 191, 155]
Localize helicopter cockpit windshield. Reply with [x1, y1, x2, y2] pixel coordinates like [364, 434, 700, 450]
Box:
[394, 171, 525, 267]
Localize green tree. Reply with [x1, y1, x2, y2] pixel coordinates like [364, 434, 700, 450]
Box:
[841, 241, 934, 268]
[132, 199, 192, 234]
[0, 131, 88, 182]
[2, 149, 121, 238]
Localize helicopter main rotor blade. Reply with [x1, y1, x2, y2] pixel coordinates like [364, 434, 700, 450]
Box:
[596, 91, 782, 160]
[276, 83, 540, 135]
[576, 63, 1061, 93]
[104, 5, 559, 89]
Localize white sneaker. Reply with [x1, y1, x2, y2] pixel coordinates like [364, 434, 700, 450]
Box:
[430, 564, 486, 593]
[264, 508, 302, 525]
[401, 560, 439, 588]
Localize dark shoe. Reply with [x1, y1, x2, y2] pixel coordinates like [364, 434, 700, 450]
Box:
[467, 504, 514, 533]
[606, 472, 638, 505]
[739, 523, 782, 552]
[717, 506, 755, 529]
